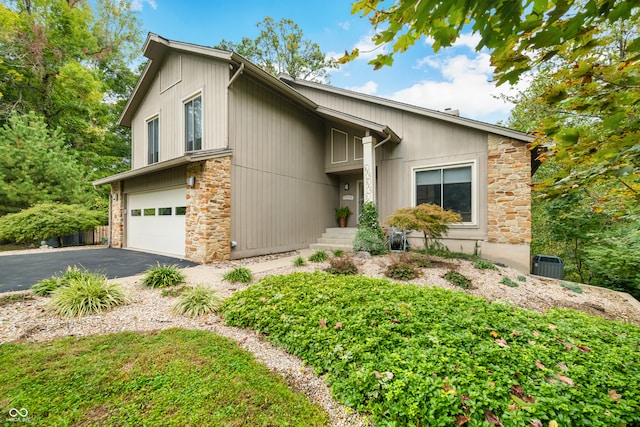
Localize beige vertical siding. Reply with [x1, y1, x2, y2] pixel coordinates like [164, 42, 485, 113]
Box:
[123, 166, 187, 194]
[298, 85, 491, 241]
[130, 53, 229, 169]
[229, 75, 338, 258]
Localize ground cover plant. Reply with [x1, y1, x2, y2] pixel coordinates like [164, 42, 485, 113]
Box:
[444, 270, 472, 289]
[500, 276, 520, 288]
[561, 282, 584, 294]
[223, 272, 640, 426]
[141, 263, 186, 288]
[0, 329, 328, 426]
[223, 266, 253, 283]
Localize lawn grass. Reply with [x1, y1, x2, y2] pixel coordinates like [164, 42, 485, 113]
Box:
[223, 272, 640, 427]
[0, 329, 329, 426]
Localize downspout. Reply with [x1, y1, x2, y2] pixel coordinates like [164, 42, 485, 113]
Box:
[374, 132, 392, 149]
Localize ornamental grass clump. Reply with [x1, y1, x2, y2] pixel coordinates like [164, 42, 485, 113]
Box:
[173, 285, 222, 317]
[32, 265, 94, 296]
[223, 266, 253, 283]
[141, 263, 186, 288]
[49, 273, 128, 318]
[308, 250, 328, 263]
[293, 256, 306, 267]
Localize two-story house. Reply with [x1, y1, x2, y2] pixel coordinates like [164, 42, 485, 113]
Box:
[94, 33, 534, 271]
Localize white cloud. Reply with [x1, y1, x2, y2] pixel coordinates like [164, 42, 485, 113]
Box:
[347, 80, 378, 95]
[338, 21, 351, 31]
[423, 32, 482, 50]
[390, 53, 526, 122]
[353, 32, 388, 60]
[130, 0, 157, 12]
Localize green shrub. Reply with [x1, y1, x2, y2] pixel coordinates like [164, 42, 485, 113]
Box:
[308, 250, 328, 263]
[0, 203, 103, 247]
[358, 201, 385, 241]
[500, 276, 520, 287]
[32, 265, 94, 296]
[517, 275, 527, 282]
[444, 270, 472, 289]
[326, 256, 359, 275]
[385, 260, 419, 281]
[560, 282, 584, 293]
[223, 273, 640, 427]
[474, 259, 498, 270]
[173, 285, 222, 317]
[332, 249, 345, 257]
[353, 228, 387, 255]
[293, 256, 306, 267]
[49, 273, 128, 317]
[223, 266, 253, 283]
[141, 263, 186, 288]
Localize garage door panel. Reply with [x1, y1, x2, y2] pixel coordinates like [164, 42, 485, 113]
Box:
[128, 187, 186, 257]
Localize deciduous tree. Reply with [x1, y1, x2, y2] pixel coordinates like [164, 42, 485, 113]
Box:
[217, 17, 336, 82]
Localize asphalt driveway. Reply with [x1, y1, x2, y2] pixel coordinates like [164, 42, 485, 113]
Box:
[0, 248, 196, 293]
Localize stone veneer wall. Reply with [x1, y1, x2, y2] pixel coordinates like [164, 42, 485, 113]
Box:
[487, 134, 532, 245]
[110, 181, 124, 248]
[185, 156, 232, 263]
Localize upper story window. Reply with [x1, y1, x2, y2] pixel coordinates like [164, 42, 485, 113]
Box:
[415, 164, 473, 223]
[147, 116, 159, 164]
[184, 95, 202, 152]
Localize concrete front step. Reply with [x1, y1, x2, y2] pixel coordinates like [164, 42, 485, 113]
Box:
[309, 243, 353, 252]
[309, 227, 356, 252]
[324, 227, 357, 235]
[317, 237, 354, 245]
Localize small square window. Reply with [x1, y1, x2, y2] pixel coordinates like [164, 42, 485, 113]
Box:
[143, 208, 156, 216]
[158, 207, 172, 216]
[131, 209, 141, 217]
[175, 206, 186, 215]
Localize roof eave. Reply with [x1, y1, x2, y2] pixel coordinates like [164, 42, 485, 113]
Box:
[281, 75, 534, 144]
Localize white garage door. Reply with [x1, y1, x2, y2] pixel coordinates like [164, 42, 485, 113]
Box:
[127, 187, 186, 257]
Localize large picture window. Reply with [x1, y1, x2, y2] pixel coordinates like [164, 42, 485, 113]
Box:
[415, 165, 472, 222]
[184, 95, 202, 151]
[147, 117, 159, 164]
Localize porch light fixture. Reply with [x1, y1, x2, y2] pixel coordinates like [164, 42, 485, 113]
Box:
[112, 193, 118, 201]
[187, 176, 195, 188]
[344, 183, 349, 191]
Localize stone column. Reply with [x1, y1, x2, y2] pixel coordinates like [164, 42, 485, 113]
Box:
[487, 135, 531, 244]
[185, 156, 232, 263]
[110, 181, 124, 248]
[362, 135, 377, 204]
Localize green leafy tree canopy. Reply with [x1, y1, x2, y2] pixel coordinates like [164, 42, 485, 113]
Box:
[217, 17, 336, 82]
[346, 0, 639, 210]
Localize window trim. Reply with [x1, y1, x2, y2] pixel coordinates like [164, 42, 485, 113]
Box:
[182, 90, 203, 153]
[146, 114, 159, 165]
[411, 160, 478, 227]
[331, 128, 348, 164]
[353, 136, 363, 160]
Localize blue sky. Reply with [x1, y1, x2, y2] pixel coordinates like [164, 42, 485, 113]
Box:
[131, 0, 526, 124]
